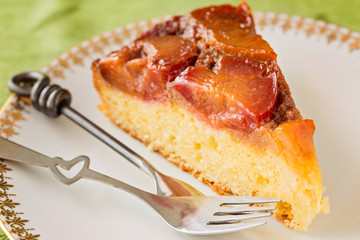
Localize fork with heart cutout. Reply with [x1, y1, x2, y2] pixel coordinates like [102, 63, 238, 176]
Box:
[0, 136, 279, 235]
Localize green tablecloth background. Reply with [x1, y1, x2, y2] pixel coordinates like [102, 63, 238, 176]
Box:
[0, 0, 359, 239]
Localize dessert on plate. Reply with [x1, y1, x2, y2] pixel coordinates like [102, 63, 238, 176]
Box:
[92, 2, 329, 231]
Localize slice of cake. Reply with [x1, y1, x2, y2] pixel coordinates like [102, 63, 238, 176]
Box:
[92, 2, 329, 231]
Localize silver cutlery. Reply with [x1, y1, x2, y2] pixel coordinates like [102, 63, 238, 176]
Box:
[0, 137, 280, 235]
[8, 71, 202, 196]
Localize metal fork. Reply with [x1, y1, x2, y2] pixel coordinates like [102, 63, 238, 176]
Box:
[8, 71, 202, 196]
[0, 137, 280, 235]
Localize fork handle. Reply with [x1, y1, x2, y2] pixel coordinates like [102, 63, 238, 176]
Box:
[8, 71, 158, 178]
[83, 168, 150, 200]
[0, 136, 151, 200]
[0, 136, 53, 168]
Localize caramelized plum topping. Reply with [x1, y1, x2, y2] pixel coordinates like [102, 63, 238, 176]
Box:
[170, 56, 278, 132]
[98, 35, 196, 100]
[273, 120, 316, 162]
[190, 4, 276, 60]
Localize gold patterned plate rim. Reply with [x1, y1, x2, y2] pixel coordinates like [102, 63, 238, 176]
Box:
[0, 11, 360, 240]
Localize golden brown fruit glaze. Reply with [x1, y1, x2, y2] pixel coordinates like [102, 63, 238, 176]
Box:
[170, 56, 277, 132]
[95, 35, 196, 101]
[189, 3, 277, 60]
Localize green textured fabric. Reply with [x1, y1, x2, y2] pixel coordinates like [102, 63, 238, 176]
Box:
[0, 231, 7, 240]
[0, 0, 359, 238]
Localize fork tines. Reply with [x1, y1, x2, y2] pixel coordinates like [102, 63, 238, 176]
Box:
[207, 196, 280, 228]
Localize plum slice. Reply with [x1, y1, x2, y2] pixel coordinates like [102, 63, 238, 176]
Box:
[190, 3, 277, 61]
[170, 56, 278, 132]
[97, 35, 196, 100]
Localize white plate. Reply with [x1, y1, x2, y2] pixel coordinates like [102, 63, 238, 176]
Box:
[1, 12, 360, 240]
